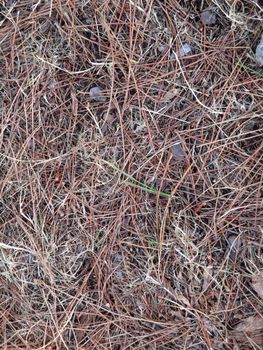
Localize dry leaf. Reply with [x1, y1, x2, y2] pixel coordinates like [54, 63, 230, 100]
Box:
[231, 316, 263, 346]
[162, 88, 179, 102]
[252, 270, 263, 300]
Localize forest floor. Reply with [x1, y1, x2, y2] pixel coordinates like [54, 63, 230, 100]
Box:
[0, 1, 263, 349]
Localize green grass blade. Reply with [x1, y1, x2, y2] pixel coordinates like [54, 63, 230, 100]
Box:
[238, 62, 263, 78]
[100, 159, 171, 198]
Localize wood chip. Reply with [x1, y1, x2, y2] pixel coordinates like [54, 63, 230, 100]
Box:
[71, 91, 78, 116]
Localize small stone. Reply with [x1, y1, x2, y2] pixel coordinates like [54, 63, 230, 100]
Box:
[113, 253, 122, 265]
[201, 8, 217, 26]
[171, 143, 186, 160]
[89, 86, 106, 102]
[255, 35, 263, 66]
[179, 43, 192, 57]
[112, 253, 124, 280]
[158, 45, 167, 53]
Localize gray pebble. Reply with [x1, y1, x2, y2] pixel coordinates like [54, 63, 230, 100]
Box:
[172, 143, 187, 160]
[201, 8, 217, 26]
[179, 43, 192, 57]
[89, 86, 106, 102]
[255, 35, 263, 66]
